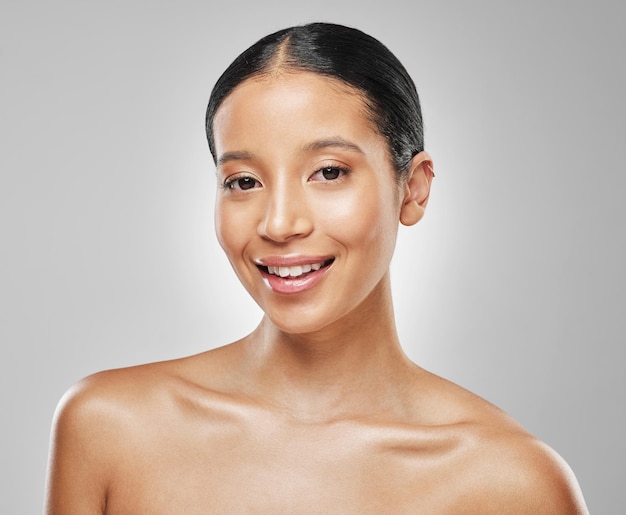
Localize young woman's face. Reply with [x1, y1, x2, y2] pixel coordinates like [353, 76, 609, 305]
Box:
[213, 71, 407, 334]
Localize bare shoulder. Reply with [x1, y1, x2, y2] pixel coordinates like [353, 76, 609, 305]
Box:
[45, 366, 155, 514]
[455, 427, 589, 514]
[54, 361, 174, 430]
[52, 345, 234, 432]
[45, 347, 233, 514]
[414, 369, 589, 514]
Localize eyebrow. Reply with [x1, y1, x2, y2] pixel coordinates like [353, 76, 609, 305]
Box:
[302, 137, 364, 154]
[216, 150, 257, 166]
[216, 137, 364, 166]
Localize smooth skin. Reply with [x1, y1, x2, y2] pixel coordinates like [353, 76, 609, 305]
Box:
[45, 71, 589, 514]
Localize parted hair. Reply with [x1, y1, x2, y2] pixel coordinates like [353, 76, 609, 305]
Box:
[205, 22, 424, 177]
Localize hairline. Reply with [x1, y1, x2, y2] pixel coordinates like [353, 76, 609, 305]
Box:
[211, 66, 396, 172]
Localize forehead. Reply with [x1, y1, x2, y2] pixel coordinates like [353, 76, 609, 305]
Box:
[212, 71, 385, 159]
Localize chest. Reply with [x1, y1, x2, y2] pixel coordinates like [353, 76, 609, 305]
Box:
[105, 417, 464, 514]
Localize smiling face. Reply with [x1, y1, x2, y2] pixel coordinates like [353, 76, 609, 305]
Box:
[213, 71, 426, 335]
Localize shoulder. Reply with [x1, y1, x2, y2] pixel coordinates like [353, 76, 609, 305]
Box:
[57, 362, 171, 414]
[439, 393, 589, 514]
[45, 358, 195, 513]
[51, 347, 235, 440]
[50, 364, 173, 462]
[45, 365, 156, 513]
[52, 355, 206, 434]
[407, 370, 588, 513]
[456, 429, 589, 514]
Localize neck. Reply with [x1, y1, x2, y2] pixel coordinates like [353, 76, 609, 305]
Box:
[236, 275, 416, 422]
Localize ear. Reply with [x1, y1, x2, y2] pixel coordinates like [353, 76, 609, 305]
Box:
[399, 151, 434, 226]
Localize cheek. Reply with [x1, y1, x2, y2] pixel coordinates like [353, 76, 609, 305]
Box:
[214, 200, 247, 261]
[316, 187, 398, 251]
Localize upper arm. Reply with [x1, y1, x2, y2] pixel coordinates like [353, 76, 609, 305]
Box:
[44, 379, 113, 515]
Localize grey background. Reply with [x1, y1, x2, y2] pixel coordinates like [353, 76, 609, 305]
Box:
[1, 0, 623, 513]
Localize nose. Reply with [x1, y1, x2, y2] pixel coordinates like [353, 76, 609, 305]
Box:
[257, 182, 313, 243]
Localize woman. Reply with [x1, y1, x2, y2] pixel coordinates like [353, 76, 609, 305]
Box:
[45, 22, 588, 513]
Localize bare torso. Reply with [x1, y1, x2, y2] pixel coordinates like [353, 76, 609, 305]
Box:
[46, 339, 586, 514]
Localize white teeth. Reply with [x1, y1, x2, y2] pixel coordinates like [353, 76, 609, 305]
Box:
[265, 261, 326, 277]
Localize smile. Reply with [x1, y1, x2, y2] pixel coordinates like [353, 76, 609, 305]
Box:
[257, 258, 334, 277]
[266, 262, 324, 278]
[256, 258, 334, 294]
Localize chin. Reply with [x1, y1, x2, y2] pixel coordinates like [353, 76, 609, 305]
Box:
[262, 307, 343, 337]
[266, 315, 327, 336]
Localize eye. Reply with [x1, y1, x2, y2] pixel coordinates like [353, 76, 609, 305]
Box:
[223, 176, 261, 191]
[309, 165, 349, 182]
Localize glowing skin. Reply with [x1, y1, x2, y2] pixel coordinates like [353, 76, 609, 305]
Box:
[45, 70, 588, 515]
[213, 72, 421, 335]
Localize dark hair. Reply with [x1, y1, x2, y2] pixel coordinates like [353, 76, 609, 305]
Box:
[205, 22, 423, 177]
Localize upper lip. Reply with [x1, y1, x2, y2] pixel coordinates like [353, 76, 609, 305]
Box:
[255, 255, 334, 267]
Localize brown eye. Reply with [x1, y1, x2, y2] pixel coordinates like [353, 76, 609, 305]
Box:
[310, 165, 349, 182]
[224, 176, 260, 191]
[237, 177, 257, 190]
[321, 167, 341, 180]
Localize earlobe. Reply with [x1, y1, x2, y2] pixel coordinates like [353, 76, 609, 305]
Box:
[399, 151, 434, 226]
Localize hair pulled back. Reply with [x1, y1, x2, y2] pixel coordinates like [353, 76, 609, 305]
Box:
[206, 22, 423, 177]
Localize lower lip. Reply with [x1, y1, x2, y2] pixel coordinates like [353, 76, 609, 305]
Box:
[261, 264, 331, 294]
